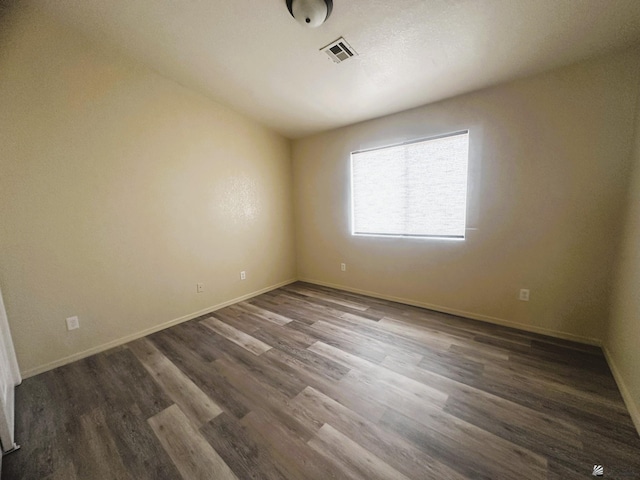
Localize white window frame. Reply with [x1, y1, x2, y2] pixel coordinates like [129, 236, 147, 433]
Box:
[350, 130, 470, 240]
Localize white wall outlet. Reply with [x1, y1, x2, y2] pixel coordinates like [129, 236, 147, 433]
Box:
[240, 271, 246, 280]
[66, 316, 80, 331]
[340, 263, 346, 272]
[519, 289, 530, 301]
[196, 283, 204, 293]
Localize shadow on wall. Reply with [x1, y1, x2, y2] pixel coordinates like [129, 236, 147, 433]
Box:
[0, 0, 16, 20]
[0, 0, 19, 43]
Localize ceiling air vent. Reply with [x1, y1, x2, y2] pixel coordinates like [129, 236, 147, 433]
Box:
[321, 37, 357, 64]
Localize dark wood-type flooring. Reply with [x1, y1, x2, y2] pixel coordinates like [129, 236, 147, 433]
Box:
[3, 282, 640, 479]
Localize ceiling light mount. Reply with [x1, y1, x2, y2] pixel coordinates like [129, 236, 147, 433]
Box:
[286, 0, 333, 28]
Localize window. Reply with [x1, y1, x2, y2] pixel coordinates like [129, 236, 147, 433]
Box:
[350, 130, 469, 239]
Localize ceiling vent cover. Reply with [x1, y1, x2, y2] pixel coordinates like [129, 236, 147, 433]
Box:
[321, 37, 357, 64]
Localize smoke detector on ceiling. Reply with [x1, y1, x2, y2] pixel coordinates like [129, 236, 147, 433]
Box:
[321, 37, 357, 64]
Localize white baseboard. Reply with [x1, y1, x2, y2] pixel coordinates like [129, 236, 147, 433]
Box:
[602, 345, 640, 436]
[298, 278, 603, 347]
[21, 278, 297, 379]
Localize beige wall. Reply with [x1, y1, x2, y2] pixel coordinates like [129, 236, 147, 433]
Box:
[0, 6, 296, 376]
[606, 78, 640, 433]
[293, 48, 640, 344]
[2, 2, 639, 397]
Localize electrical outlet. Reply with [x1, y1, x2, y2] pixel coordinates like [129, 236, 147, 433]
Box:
[66, 316, 80, 331]
[340, 263, 346, 272]
[196, 283, 204, 293]
[240, 271, 246, 280]
[519, 289, 530, 301]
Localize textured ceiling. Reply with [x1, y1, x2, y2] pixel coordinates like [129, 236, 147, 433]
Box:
[32, 0, 640, 138]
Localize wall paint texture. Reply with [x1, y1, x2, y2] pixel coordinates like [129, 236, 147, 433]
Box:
[293, 48, 640, 344]
[607, 79, 640, 432]
[0, 6, 296, 376]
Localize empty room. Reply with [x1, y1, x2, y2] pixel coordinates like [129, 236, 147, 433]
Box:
[1, 0, 640, 478]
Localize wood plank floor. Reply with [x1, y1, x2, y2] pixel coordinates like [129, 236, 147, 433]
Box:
[3, 282, 640, 480]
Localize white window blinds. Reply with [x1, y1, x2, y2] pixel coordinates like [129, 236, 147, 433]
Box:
[351, 131, 469, 239]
